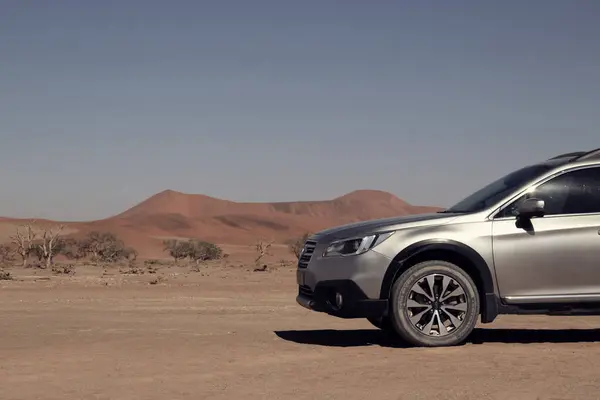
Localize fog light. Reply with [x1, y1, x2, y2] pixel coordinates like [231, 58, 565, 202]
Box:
[335, 292, 343, 309]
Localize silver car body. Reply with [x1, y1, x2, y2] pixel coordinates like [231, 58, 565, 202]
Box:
[296, 149, 600, 324]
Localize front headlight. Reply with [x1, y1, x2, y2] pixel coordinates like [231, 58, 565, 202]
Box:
[322, 232, 394, 258]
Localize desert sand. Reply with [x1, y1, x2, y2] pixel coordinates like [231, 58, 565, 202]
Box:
[2, 263, 600, 400]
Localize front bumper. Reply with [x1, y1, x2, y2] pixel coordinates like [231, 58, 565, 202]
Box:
[295, 240, 392, 318]
[296, 279, 388, 319]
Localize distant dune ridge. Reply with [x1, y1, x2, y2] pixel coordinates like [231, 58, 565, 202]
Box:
[0, 190, 441, 257]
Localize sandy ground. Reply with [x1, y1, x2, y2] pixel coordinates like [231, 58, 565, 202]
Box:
[2, 264, 600, 400]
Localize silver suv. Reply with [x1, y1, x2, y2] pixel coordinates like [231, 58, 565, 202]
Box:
[296, 148, 600, 347]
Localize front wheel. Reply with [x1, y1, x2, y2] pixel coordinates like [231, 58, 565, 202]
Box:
[388, 260, 480, 347]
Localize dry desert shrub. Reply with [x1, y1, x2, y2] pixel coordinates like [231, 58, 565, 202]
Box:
[0, 270, 12, 280]
[253, 238, 274, 271]
[162, 239, 223, 270]
[51, 263, 75, 275]
[149, 275, 167, 285]
[3, 223, 140, 271]
[0, 244, 15, 266]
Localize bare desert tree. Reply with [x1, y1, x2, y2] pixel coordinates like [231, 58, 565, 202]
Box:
[37, 224, 65, 268]
[254, 238, 274, 271]
[10, 221, 37, 267]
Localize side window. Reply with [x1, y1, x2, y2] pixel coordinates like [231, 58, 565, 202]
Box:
[499, 167, 600, 217]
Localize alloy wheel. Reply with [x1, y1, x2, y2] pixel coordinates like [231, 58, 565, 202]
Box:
[405, 273, 469, 337]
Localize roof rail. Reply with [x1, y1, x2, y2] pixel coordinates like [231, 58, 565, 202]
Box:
[547, 151, 586, 161]
[573, 148, 600, 161]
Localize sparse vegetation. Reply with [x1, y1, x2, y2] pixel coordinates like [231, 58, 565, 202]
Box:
[162, 238, 223, 270]
[188, 240, 223, 266]
[253, 238, 274, 271]
[10, 221, 37, 267]
[52, 263, 75, 275]
[0, 244, 15, 265]
[0, 270, 12, 280]
[60, 237, 87, 261]
[79, 231, 131, 264]
[149, 275, 167, 285]
[163, 239, 190, 264]
[36, 224, 65, 268]
[122, 263, 146, 274]
[2, 223, 138, 270]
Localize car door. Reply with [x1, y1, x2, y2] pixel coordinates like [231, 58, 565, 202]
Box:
[492, 165, 600, 303]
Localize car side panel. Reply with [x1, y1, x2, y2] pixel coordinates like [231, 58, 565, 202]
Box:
[373, 218, 496, 294]
[492, 214, 600, 299]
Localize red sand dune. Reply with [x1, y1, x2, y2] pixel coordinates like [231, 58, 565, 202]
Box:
[0, 190, 441, 258]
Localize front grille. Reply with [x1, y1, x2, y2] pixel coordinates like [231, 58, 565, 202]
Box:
[298, 284, 313, 298]
[298, 240, 317, 269]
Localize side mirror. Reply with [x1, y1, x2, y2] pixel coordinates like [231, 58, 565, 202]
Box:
[516, 197, 545, 219]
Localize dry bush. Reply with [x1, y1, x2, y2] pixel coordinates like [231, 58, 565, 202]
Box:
[79, 231, 135, 265]
[122, 264, 145, 274]
[253, 238, 274, 271]
[163, 239, 223, 270]
[7, 225, 139, 269]
[0, 244, 15, 266]
[52, 263, 75, 275]
[189, 240, 222, 266]
[162, 239, 190, 264]
[149, 275, 167, 285]
[143, 259, 170, 274]
[0, 270, 12, 280]
[60, 238, 86, 261]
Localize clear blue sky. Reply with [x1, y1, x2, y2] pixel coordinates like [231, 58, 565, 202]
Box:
[1, 1, 599, 221]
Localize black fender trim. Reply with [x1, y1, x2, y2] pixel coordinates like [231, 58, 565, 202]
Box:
[379, 239, 499, 323]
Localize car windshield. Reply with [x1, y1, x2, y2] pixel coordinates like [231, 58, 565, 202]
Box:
[443, 163, 556, 214]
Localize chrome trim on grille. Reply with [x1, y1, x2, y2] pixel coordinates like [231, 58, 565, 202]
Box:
[298, 240, 317, 269]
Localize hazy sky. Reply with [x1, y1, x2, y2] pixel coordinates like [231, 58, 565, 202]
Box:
[1, 1, 599, 221]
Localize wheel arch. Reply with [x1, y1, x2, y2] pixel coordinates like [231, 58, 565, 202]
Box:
[379, 239, 499, 323]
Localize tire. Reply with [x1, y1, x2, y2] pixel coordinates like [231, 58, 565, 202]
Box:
[388, 260, 480, 347]
[366, 315, 395, 334]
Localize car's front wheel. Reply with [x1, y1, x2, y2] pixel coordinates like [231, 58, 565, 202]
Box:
[389, 260, 480, 347]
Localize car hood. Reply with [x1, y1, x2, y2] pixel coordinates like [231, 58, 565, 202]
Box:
[310, 212, 460, 242]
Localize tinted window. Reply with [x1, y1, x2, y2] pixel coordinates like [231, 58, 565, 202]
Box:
[445, 164, 553, 213]
[499, 167, 600, 217]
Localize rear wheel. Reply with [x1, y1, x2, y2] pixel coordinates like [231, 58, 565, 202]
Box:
[389, 260, 480, 347]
